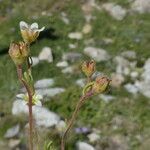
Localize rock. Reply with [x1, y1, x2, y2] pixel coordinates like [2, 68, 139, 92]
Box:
[8, 139, 21, 149]
[34, 78, 54, 89]
[84, 47, 110, 62]
[102, 3, 127, 20]
[33, 106, 60, 127]
[142, 58, 150, 81]
[61, 12, 70, 25]
[87, 133, 100, 143]
[4, 125, 20, 138]
[76, 141, 95, 150]
[130, 71, 139, 79]
[114, 56, 130, 75]
[124, 83, 139, 94]
[31, 57, 39, 66]
[36, 88, 65, 97]
[82, 24, 92, 34]
[131, 0, 150, 13]
[39, 47, 53, 63]
[102, 38, 114, 45]
[62, 52, 82, 62]
[75, 127, 91, 134]
[99, 94, 115, 102]
[111, 73, 125, 88]
[135, 80, 150, 98]
[68, 43, 77, 49]
[62, 66, 74, 74]
[108, 135, 129, 150]
[121, 51, 136, 60]
[56, 61, 69, 68]
[12, 100, 60, 127]
[68, 32, 83, 40]
[56, 120, 66, 134]
[76, 79, 86, 87]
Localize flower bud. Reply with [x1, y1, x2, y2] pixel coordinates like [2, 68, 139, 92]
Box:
[20, 21, 45, 44]
[92, 76, 111, 94]
[82, 60, 95, 77]
[8, 42, 29, 65]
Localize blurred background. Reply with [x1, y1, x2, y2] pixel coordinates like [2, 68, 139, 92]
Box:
[0, 0, 150, 149]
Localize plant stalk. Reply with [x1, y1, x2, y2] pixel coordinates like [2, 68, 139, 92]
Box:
[17, 65, 33, 150]
[61, 91, 93, 150]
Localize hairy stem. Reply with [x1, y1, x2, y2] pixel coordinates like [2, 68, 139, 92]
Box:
[61, 91, 93, 150]
[17, 65, 33, 150]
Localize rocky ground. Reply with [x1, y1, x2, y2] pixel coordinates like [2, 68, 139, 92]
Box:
[0, 0, 150, 150]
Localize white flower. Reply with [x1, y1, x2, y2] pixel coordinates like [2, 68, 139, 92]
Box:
[19, 21, 45, 43]
[16, 93, 43, 106]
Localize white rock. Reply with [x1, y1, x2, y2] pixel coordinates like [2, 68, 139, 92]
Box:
[33, 106, 60, 127]
[114, 56, 130, 75]
[68, 43, 77, 49]
[4, 125, 20, 138]
[39, 47, 53, 63]
[121, 51, 136, 60]
[76, 79, 86, 87]
[68, 32, 83, 40]
[82, 24, 92, 34]
[111, 73, 125, 88]
[124, 83, 139, 94]
[76, 141, 95, 150]
[135, 80, 150, 98]
[31, 57, 39, 66]
[142, 58, 150, 81]
[99, 94, 115, 102]
[62, 66, 74, 74]
[12, 100, 60, 127]
[61, 12, 70, 24]
[34, 78, 54, 89]
[36, 88, 65, 97]
[87, 133, 100, 143]
[84, 47, 110, 62]
[102, 3, 127, 20]
[62, 52, 82, 62]
[56, 61, 69, 68]
[131, 0, 150, 13]
[56, 120, 66, 133]
[130, 71, 139, 79]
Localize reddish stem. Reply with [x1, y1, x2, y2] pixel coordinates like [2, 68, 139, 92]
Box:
[17, 65, 33, 150]
[61, 91, 93, 150]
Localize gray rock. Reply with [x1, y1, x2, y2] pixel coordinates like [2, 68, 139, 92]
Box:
[87, 133, 100, 143]
[131, 0, 150, 13]
[4, 125, 20, 138]
[68, 32, 83, 40]
[31, 57, 39, 66]
[61, 12, 70, 25]
[142, 58, 150, 81]
[56, 61, 69, 68]
[99, 94, 115, 102]
[62, 66, 74, 74]
[62, 52, 82, 62]
[76, 79, 86, 87]
[121, 51, 136, 60]
[36, 88, 65, 97]
[76, 141, 95, 150]
[33, 106, 60, 127]
[34, 78, 54, 89]
[124, 83, 139, 94]
[102, 3, 127, 20]
[12, 100, 60, 127]
[68, 43, 77, 49]
[84, 47, 110, 62]
[39, 47, 53, 63]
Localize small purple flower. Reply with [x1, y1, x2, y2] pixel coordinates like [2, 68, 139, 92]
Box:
[75, 127, 91, 134]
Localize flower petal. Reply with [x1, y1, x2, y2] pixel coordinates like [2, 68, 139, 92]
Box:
[16, 94, 25, 99]
[37, 26, 45, 32]
[19, 21, 28, 30]
[30, 22, 38, 30]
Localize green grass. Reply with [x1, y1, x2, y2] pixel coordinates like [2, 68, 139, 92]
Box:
[0, 0, 150, 149]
